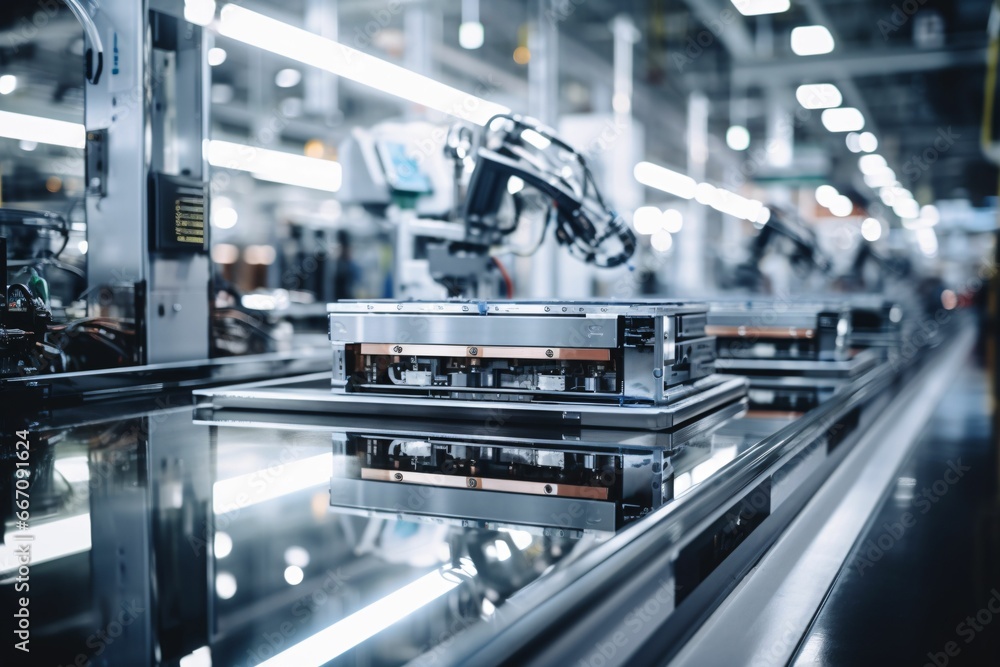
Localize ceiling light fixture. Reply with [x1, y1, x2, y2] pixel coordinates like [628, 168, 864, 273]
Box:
[790, 25, 835, 56]
[633, 161, 697, 199]
[821, 107, 865, 132]
[731, 0, 790, 16]
[218, 4, 509, 125]
[795, 83, 842, 109]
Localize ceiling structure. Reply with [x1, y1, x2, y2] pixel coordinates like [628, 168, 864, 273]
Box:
[0, 0, 995, 215]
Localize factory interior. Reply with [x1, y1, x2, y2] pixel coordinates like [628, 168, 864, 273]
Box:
[1, 0, 999, 665]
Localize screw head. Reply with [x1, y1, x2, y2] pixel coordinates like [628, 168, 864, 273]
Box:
[393, 345, 403, 354]
[393, 472, 403, 481]
[544, 484, 553, 494]
[469, 347, 479, 356]
[467, 478, 478, 488]
[545, 349, 554, 358]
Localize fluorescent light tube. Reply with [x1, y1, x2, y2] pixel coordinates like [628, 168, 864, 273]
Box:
[858, 154, 887, 175]
[633, 161, 697, 199]
[1, 514, 91, 573]
[731, 0, 790, 16]
[256, 562, 475, 666]
[821, 107, 865, 132]
[790, 26, 835, 56]
[795, 83, 842, 109]
[207, 140, 343, 192]
[218, 4, 508, 126]
[213, 453, 333, 514]
[0, 110, 85, 149]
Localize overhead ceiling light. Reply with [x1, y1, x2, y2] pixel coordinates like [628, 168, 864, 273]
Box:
[755, 207, 772, 226]
[795, 83, 842, 109]
[284, 565, 305, 586]
[815, 184, 840, 208]
[0, 110, 85, 149]
[211, 204, 238, 229]
[711, 189, 763, 221]
[790, 25, 835, 56]
[694, 182, 718, 206]
[208, 47, 227, 66]
[861, 217, 882, 242]
[915, 227, 938, 256]
[207, 140, 342, 192]
[632, 207, 663, 235]
[460, 0, 484, 49]
[633, 161, 697, 199]
[829, 194, 854, 217]
[858, 154, 887, 175]
[864, 169, 896, 189]
[275, 68, 302, 88]
[845, 132, 862, 153]
[662, 208, 684, 234]
[731, 0, 790, 16]
[893, 198, 920, 219]
[218, 4, 509, 125]
[459, 22, 484, 49]
[651, 229, 673, 253]
[185, 0, 217, 27]
[521, 128, 551, 150]
[284, 546, 311, 568]
[0, 75, 17, 95]
[726, 125, 750, 151]
[858, 132, 878, 152]
[821, 107, 864, 132]
[903, 204, 940, 230]
[880, 185, 911, 207]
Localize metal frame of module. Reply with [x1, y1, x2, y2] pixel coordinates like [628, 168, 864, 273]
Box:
[329, 300, 719, 403]
[193, 301, 745, 429]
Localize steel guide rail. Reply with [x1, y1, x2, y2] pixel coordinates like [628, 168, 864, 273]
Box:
[1, 349, 331, 405]
[432, 322, 959, 667]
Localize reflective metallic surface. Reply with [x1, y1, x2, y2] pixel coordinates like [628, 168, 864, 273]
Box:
[0, 391, 780, 666]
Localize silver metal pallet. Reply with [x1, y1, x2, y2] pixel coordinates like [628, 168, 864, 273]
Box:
[193, 372, 748, 430]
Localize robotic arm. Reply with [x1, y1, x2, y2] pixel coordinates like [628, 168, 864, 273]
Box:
[462, 114, 636, 269]
[732, 206, 832, 291]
